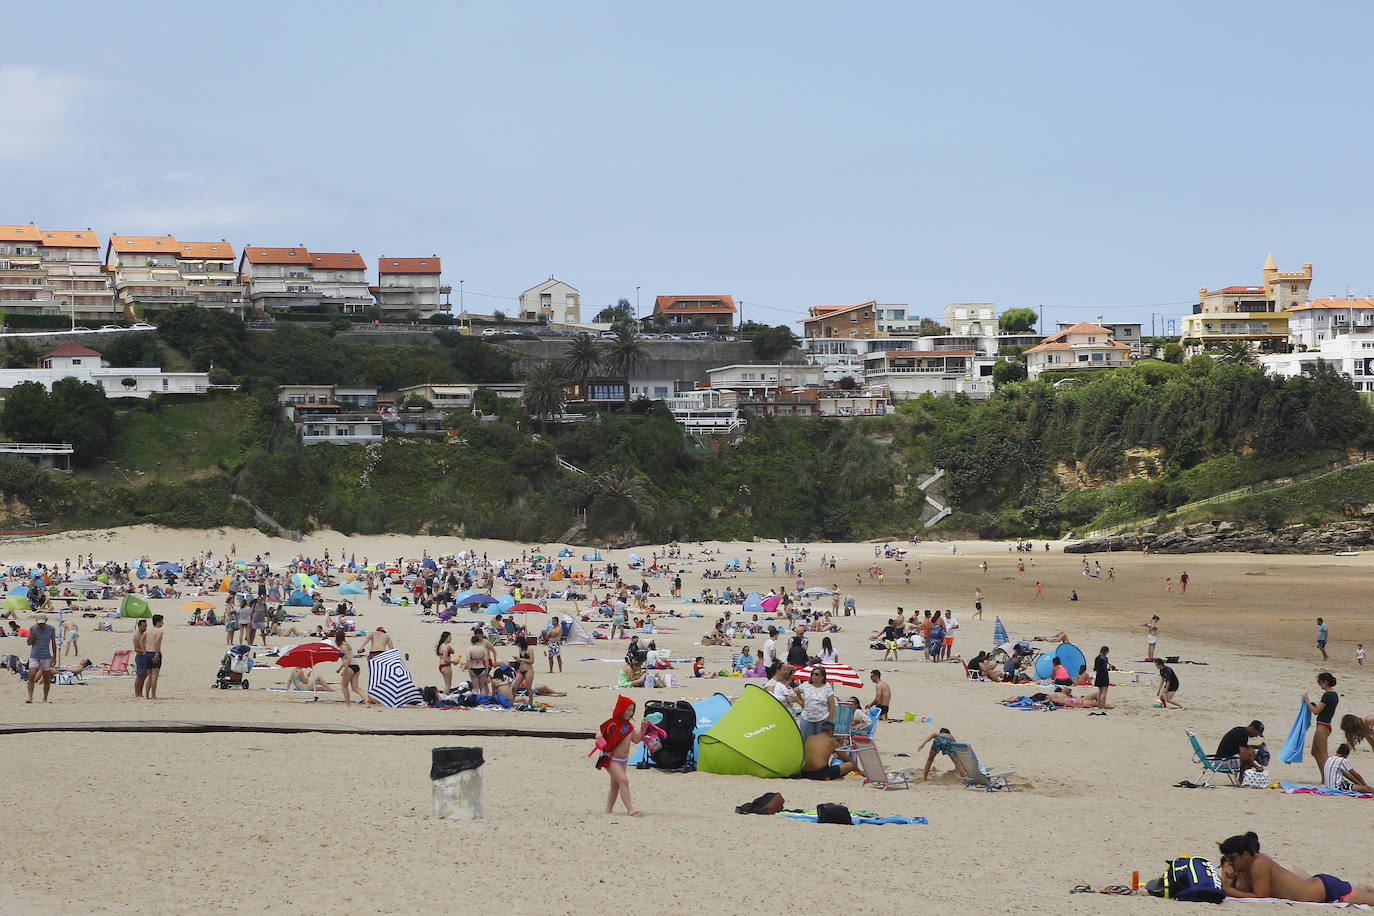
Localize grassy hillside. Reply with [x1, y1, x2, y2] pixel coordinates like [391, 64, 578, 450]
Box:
[100, 393, 271, 483]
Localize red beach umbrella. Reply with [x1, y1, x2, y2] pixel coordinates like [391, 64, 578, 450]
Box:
[792, 663, 865, 688]
[275, 642, 341, 668]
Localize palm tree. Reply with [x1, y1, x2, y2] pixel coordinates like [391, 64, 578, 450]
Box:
[521, 361, 568, 434]
[563, 333, 602, 395]
[1215, 340, 1257, 366]
[594, 468, 647, 504]
[602, 327, 648, 412]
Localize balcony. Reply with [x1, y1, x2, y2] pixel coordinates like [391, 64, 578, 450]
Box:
[868, 364, 967, 374]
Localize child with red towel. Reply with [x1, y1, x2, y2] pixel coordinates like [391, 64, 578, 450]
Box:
[594, 695, 642, 815]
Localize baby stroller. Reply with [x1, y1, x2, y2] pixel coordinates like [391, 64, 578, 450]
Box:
[215, 645, 253, 689]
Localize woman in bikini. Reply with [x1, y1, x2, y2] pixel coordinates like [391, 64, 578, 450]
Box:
[435, 630, 454, 691]
[334, 630, 362, 703]
[466, 632, 490, 695]
[513, 636, 535, 701]
[1341, 713, 1374, 753]
[1304, 672, 1340, 782]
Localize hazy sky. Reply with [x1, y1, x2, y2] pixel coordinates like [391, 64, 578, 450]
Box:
[6, 1, 1374, 331]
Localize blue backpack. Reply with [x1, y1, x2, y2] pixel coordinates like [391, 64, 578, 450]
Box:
[1152, 856, 1225, 904]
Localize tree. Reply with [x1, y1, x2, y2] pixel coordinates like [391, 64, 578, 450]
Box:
[563, 334, 603, 392]
[739, 322, 799, 360]
[1162, 342, 1184, 364]
[593, 298, 636, 325]
[48, 378, 116, 462]
[998, 308, 1038, 333]
[602, 326, 648, 412]
[1215, 340, 1257, 366]
[1, 340, 40, 369]
[835, 375, 858, 390]
[992, 358, 1027, 387]
[0, 382, 54, 442]
[916, 317, 950, 336]
[100, 333, 158, 368]
[520, 362, 567, 434]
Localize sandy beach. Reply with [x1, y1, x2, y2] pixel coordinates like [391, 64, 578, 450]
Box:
[3, 526, 1372, 914]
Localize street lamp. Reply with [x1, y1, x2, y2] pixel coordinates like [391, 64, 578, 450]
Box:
[459, 280, 465, 327]
[636, 286, 641, 320]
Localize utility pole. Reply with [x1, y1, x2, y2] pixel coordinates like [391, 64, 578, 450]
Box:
[635, 286, 640, 320]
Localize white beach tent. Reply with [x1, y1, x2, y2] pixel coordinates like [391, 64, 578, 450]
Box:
[561, 614, 593, 646]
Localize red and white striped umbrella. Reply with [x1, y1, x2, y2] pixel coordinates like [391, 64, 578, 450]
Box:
[791, 663, 865, 688]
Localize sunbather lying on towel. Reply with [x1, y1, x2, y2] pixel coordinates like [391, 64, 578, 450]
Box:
[1219, 832, 1374, 903]
[1044, 687, 1111, 709]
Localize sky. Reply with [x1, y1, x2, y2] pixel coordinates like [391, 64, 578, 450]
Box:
[6, 0, 1374, 332]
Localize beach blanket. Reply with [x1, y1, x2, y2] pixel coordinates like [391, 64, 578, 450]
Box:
[1280, 781, 1374, 800]
[1280, 700, 1312, 765]
[365, 649, 422, 707]
[1231, 898, 1369, 909]
[780, 811, 927, 826]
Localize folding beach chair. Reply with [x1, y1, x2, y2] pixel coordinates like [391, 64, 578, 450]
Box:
[1186, 729, 1241, 787]
[832, 700, 858, 749]
[948, 742, 1014, 791]
[99, 650, 132, 675]
[852, 741, 914, 790]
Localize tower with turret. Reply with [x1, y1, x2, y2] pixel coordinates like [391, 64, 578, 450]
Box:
[1262, 253, 1312, 312]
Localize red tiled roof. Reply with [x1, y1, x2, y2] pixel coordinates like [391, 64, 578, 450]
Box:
[654, 295, 737, 315]
[1214, 286, 1264, 293]
[1288, 298, 1374, 312]
[40, 230, 100, 249]
[379, 257, 441, 274]
[0, 224, 40, 242]
[805, 301, 875, 319]
[44, 343, 102, 358]
[108, 235, 179, 254]
[178, 241, 235, 259]
[1026, 339, 1130, 353]
[243, 247, 313, 265]
[311, 252, 365, 270]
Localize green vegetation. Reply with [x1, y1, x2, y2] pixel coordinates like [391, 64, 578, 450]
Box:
[998, 307, 1038, 332]
[739, 322, 801, 360]
[103, 393, 272, 481]
[0, 379, 117, 465]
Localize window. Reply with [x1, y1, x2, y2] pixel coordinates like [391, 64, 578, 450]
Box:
[1077, 354, 1089, 362]
[1087, 336, 1097, 343]
[71, 358, 81, 366]
[162, 379, 169, 389]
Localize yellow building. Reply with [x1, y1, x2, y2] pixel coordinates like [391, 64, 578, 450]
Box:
[1180, 254, 1311, 353]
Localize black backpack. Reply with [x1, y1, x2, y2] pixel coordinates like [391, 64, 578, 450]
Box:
[816, 803, 853, 825]
[1148, 856, 1225, 904]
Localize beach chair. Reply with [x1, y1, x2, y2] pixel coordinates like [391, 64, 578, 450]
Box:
[852, 741, 914, 789]
[1186, 729, 1241, 787]
[948, 742, 1014, 791]
[99, 650, 132, 675]
[832, 700, 858, 749]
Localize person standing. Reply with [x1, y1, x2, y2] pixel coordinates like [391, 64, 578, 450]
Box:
[544, 618, 563, 674]
[797, 667, 836, 740]
[596, 695, 641, 816]
[1155, 658, 1183, 708]
[250, 598, 269, 648]
[436, 630, 455, 691]
[132, 619, 149, 698]
[61, 617, 79, 658]
[144, 614, 165, 700]
[1316, 618, 1329, 661]
[25, 614, 57, 703]
[1304, 673, 1339, 783]
[868, 669, 891, 721]
[973, 586, 984, 620]
[1094, 646, 1114, 709]
[1034, 581, 1043, 600]
[1143, 615, 1160, 661]
[1180, 571, 1189, 593]
[335, 631, 362, 703]
[762, 627, 778, 676]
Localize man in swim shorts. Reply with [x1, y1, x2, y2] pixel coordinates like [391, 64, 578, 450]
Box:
[867, 669, 890, 720]
[798, 723, 858, 780]
[1317, 617, 1329, 661]
[1218, 831, 1374, 903]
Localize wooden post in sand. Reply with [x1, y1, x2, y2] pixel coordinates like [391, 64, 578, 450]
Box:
[431, 746, 484, 819]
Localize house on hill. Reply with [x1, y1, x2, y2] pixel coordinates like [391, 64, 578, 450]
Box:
[1024, 322, 1132, 379]
[648, 295, 736, 330]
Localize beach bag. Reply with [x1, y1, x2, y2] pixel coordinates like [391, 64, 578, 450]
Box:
[735, 792, 785, 815]
[816, 803, 853, 825]
[1150, 856, 1224, 903]
[1241, 768, 1271, 789]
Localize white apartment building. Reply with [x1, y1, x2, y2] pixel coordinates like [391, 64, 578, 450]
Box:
[239, 247, 370, 314]
[1024, 322, 1132, 379]
[300, 414, 384, 446]
[376, 257, 446, 318]
[862, 350, 996, 400]
[106, 236, 244, 317]
[0, 225, 116, 320]
[176, 241, 243, 313]
[1261, 332, 1374, 393]
[0, 344, 218, 398]
[519, 278, 581, 323]
[704, 363, 825, 399]
[665, 388, 745, 434]
[1285, 298, 1374, 350]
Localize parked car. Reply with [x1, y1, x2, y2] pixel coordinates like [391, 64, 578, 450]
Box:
[480, 328, 501, 337]
[128, 322, 157, 331]
[98, 325, 123, 331]
[70, 326, 93, 332]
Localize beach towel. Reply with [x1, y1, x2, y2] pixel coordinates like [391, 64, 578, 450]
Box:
[780, 811, 927, 825]
[1230, 898, 1369, 909]
[365, 649, 422, 707]
[1280, 781, 1374, 800]
[1280, 701, 1312, 765]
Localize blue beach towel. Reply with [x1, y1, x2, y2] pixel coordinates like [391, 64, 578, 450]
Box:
[1279, 701, 1312, 765]
[780, 813, 928, 825]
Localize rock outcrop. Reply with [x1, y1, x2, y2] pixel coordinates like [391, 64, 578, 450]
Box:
[1066, 520, 1374, 554]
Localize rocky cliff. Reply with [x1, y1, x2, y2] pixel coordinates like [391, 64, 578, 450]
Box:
[1065, 520, 1374, 554]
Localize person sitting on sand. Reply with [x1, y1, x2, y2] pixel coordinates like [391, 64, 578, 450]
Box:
[1218, 831, 1374, 903]
[618, 660, 647, 688]
[1073, 665, 1092, 686]
[917, 728, 968, 780]
[1324, 744, 1374, 793]
[1044, 687, 1112, 709]
[797, 721, 859, 780]
[285, 666, 333, 692]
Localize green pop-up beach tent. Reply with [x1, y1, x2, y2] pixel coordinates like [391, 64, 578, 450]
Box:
[697, 684, 804, 778]
[119, 594, 151, 618]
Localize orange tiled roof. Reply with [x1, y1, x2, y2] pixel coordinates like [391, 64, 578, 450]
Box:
[654, 295, 737, 315]
[1214, 286, 1264, 293]
[311, 252, 365, 270]
[40, 230, 100, 249]
[178, 241, 235, 259]
[243, 247, 313, 265]
[804, 301, 876, 320]
[109, 235, 179, 255]
[379, 257, 441, 274]
[0, 224, 40, 242]
[1026, 339, 1130, 353]
[1288, 298, 1374, 312]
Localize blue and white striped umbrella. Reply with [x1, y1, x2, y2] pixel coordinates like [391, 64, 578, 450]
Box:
[993, 617, 1008, 646]
[366, 649, 422, 707]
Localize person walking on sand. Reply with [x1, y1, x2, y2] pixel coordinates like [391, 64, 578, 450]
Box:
[1316, 618, 1329, 661]
[1180, 571, 1189, 593]
[1143, 615, 1160, 661]
[596, 695, 641, 816]
[1093, 646, 1114, 709]
[25, 614, 57, 704]
[132, 619, 149, 698]
[1034, 581, 1043, 601]
[973, 586, 984, 619]
[144, 614, 165, 700]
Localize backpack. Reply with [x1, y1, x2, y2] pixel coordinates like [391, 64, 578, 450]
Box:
[1148, 856, 1224, 903]
[735, 792, 785, 815]
[816, 803, 853, 825]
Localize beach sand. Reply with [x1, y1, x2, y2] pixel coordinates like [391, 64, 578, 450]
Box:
[3, 526, 1372, 914]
